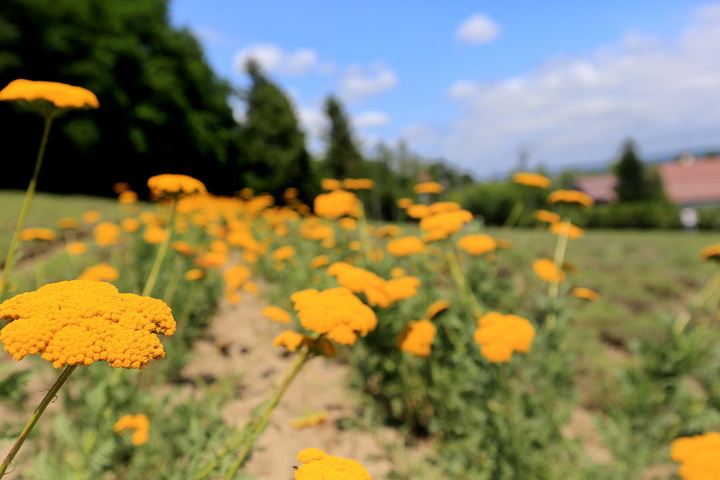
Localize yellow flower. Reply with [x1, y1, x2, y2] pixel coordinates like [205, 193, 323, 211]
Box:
[291, 287, 377, 345]
[274, 245, 295, 261]
[550, 221, 584, 239]
[290, 411, 329, 429]
[547, 189, 594, 207]
[273, 330, 307, 352]
[339, 217, 358, 230]
[93, 221, 120, 247]
[512, 172, 551, 188]
[143, 226, 168, 244]
[386, 236, 425, 257]
[425, 300, 451, 319]
[310, 255, 330, 269]
[571, 287, 599, 301]
[348, 240, 361, 251]
[185, 269, 204, 281]
[57, 217, 78, 230]
[321, 178, 342, 190]
[0, 280, 174, 369]
[413, 181, 443, 194]
[20, 227, 55, 242]
[457, 234, 497, 256]
[147, 174, 206, 200]
[114, 414, 150, 446]
[0, 79, 99, 109]
[314, 190, 360, 218]
[193, 251, 227, 269]
[699, 244, 720, 262]
[396, 198, 413, 209]
[113, 182, 131, 193]
[397, 319, 437, 357]
[120, 217, 139, 233]
[66, 242, 88, 256]
[390, 267, 405, 278]
[534, 209, 560, 224]
[375, 224, 403, 237]
[78, 263, 119, 282]
[386, 276, 421, 302]
[419, 209, 474, 241]
[223, 265, 251, 290]
[473, 312, 535, 363]
[172, 240, 197, 256]
[670, 432, 720, 480]
[532, 258, 565, 282]
[327, 262, 392, 308]
[294, 448, 372, 480]
[342, 178, 374, 190]
[406, 204, 430, 219]
[82, 210, 101, 224]
[262, 306, 292, 324]
[118, 190, 138, 204]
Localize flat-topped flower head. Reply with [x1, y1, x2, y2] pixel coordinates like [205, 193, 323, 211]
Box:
[386, 236, 425, 257]
[550, 221, 584, 239]
[0, 280, 175, 369]
[147, 174, 206, 201]
[295, 448, 372, 480]
[474, 312, 535, 363]
[314, 189, 360, 218]
[699, 244, 720, 262]
[20, 228, 55, 242]
[512, 172, 551, 188]
[263, 306, 292, 324]
[457, 234, 497, 256]
[670, 432, 720, 480]
[0, 79, 99, 110]
[547, 189, 594, 208]
[532, 258, 565, 283]
[342, 178, 374, 190]
[93, 221, 120, 246]
[114, 414, 150, 446]
[291, 287, 377, 345]
[78, 263, 119, 282]
[425, 300, 451, 319]
[398, 319, 437, 357]
[534, 209, 561, 224]
[413, 181, 443, 195]
[572, 287, 599, 301]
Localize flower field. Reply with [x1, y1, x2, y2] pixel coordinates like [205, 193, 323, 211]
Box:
[1, 81, 720, 480]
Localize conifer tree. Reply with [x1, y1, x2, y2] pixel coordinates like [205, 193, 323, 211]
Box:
[323, 95, 362, 178]
[614, 139, 647, 202]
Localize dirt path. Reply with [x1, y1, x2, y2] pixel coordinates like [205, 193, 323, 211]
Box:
[180, 282, 405, 480]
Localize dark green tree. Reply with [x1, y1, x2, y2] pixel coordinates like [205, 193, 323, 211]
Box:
[614, 139, 647, 202]
[0, 0, 242, 197]
[240, 60, 314, 201]
[322, 95, 362, 178]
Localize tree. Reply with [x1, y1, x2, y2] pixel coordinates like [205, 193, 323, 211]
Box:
[240, 60, 314, 201]
[614, 139, 648, 202]
[322, 95, 362, 178]
[0, 0, 243, 197]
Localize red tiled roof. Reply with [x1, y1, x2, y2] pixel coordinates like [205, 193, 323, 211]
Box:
[574, 174, 617, 203]
[658, 157, 720, 205]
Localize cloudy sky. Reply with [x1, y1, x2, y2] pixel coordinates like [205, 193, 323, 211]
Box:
[169, 1, 720, 179]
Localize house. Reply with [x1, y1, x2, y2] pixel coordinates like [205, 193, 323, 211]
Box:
[574, 155, 720, 207]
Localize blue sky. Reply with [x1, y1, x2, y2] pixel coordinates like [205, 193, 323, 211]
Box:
[169, 1, 720, 179]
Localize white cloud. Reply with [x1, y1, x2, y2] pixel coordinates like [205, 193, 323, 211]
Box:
[339, 63, 398, 103]
[234, 44, 319, 76]
[417, 4, 720, 176]
[455, 14, 501, 44]
[353, 111, 390, 129]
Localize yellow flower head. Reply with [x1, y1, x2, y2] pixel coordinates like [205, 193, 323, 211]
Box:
[314, 190, 360, 219]
[699, 244, 720, 262]
[386, 236, 425, 257]
[172, 240, 197, 256]
[321, 178, 342, 191]
[0, 280, 175, 369]
[547, 189, 594, 207]
[93, 221, 120, 247]
[57, 217, 79, 230]
[194, 251, 227, 269]
[670, 432, 720, 480]
[398, 319, 437, 357]
[82, 210, 101, 224]
[571, 287, 599, 301]
[390, 267, 406, 278]
[419, 209, 474, 241]
[386, 276, 421, 302]
[457, 234, 497, 256]
[425, 300, 451, 320]
[66, 242, 88, 256]
[0, 79, 99, 109]
[327, 262, 392, 308]
[396, 198, 413, 209]
[532, 258, 565, 283]
[114, 414, 150, 446]
[406, 204, 430, 219]
[20, 227, 55, 242]
[262, 306, 292, 324]
[274, 245, 296, 261]
[343, 178, 374, 190]
[223, 265, 251, 289]
[339, 217, 358, 230]
[413, 181, 444, 195]
[273, 330, 307, 352]
[143, 225, 168, 244]
[295, 448, 372, 480]
[473, 312, 535, 363]
[310, 255, 330, 269]
[185, 268, 204, 281]
[147, 174, 207, 201]
[534, 209, 561, 224]
[291, 287, 377, 345]
[78, 263, 119, 282]
[512, 172, 551, 188]
[550, 221, 584, 239]
[118, 190, 138, 205]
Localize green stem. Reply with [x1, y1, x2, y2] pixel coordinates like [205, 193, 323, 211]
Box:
[356, 201, 372, 263]
[0, 365, 77, 478]
[0, 114, 55, 301]
[676, 271, 720, 332]
[546, 218, 571, 330]
[502, 199, 524, 230]
[142, 202, 177, 297]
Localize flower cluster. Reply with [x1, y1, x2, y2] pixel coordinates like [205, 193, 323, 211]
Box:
[386, 235, 425, 257]
[398, 319, 437, 357]
[93, 221, 120, 246]
[670, 432, 720, 480]
[419, 207, 474, 241]
[473, 312, 535, 362]
[113, 414, 150, 446]
[78, 263, 119, 282]
[313, 189, 360, 219]
[343, 178, 374, 190]
[457, 234, 497, 256]
[699, 243, 720, 262]
[0, 79, 99, 109]
[512, 172, 551, 188]
[147, 174, 207, 200]
[327, 262, 419, 308]
[534, 209, 561, 224]
[0, 280, 175, 369]
[294, 448, 371, 480]
[572, 287, 599, 301]
[413, 181, 444, 194]
[273, 330, 307, 351]
[20, 228, 56, 242]
[262, 306, 292, 324]
[532, 258, 565, 283]
[547, 189, 594, 207]
[291, 287, 377, 345]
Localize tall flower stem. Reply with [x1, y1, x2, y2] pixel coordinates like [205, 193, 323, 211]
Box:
[356, 201, 372, 263]
[195, 347, 312, 480]
[0, 365, 77, 478]
[142, 202, 177, 297]
[675, 271, 720, 332]
[546, 218, 571, 330]
[0, 114, 55, 301]
[502, 199, 524, 230]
